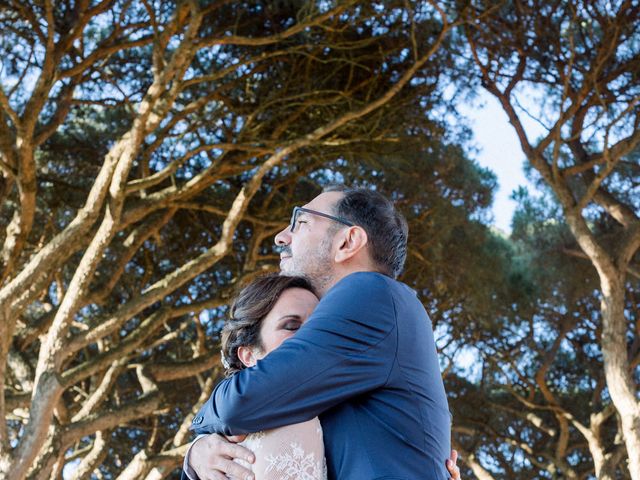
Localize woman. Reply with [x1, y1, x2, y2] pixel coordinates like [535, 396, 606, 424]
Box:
[217, 273, 461, 480]
[220, 274, 326, 480]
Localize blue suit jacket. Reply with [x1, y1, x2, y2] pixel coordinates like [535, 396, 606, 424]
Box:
[190, 272, 451, 479]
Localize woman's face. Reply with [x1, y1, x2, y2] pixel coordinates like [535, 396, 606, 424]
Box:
[258, 287, 319, 357]
[238, 287, 319, 367]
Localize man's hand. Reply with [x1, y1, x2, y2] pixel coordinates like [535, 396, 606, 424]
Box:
[186, 433, 255, 480]
[446, 449, 461, 479]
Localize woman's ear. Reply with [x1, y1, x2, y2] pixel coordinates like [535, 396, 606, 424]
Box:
[237, 345, 259, 368]
[334, 226, 368, 264]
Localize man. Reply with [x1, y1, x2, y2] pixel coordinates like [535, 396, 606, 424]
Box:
[184, 186, 458, 479]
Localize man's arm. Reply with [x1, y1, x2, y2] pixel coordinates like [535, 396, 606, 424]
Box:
[184, 436, 463, 480]
[192, 272, 397, 435]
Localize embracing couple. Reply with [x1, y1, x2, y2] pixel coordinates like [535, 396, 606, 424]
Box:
[182, 186, 461, 479]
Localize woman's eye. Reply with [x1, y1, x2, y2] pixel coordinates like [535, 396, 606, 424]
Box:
[283, 322, 301, 331]
[296, 220, 307, 226]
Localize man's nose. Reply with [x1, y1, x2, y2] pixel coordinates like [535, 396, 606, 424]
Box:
[274, 227, 291, 246]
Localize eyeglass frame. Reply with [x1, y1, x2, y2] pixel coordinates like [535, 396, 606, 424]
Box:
[289, 206, 354, 232]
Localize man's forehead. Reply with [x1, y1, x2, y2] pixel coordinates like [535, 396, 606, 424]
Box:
[303, 191, 344, 212]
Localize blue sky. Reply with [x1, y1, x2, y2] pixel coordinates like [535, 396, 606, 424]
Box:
[459, 91, 545, 234]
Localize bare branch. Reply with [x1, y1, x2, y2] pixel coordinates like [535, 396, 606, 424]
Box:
[0, 83, 20, 129]
[67, 431, 108, 480]
[6, 390, 30, 412]
[147, 351, 220, 383]
[71, 359, 127, 423]
[64, 309, 172, 386]
[171, 374, 216, 448]
[199, 3, 355, 47]
[125, 143, 271, 195]
[452, 443, 497, 480]
[33, 79, 79, 146]
[62, 391, 163, 445]
[592, 189, 638, 229]
[174, 202, 283, 227]
[60, 37, 155, 79]
[562, 247, 640, 280]
[87, 209, 176, 305]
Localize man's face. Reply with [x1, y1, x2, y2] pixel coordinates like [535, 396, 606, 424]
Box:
[274, 192, 345, 286]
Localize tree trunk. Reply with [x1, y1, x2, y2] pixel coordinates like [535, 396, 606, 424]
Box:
[599, 273, 640, 479]
[588, 438, 616, 480]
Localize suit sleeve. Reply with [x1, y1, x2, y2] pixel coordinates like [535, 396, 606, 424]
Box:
[190, 272, 398, 435]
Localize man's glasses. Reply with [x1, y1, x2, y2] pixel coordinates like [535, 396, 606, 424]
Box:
[289, 206, 354, 232]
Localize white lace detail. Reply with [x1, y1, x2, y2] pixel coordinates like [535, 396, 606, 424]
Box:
[234, 418, 327, 480]
[244, 430, 266, 451]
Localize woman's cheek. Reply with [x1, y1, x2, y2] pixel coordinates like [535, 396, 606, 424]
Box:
[279, 331, 297, 345]
[265, 332, 291, 353]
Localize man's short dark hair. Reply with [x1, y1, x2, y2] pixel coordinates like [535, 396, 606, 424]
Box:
[324, 185, 408, 278]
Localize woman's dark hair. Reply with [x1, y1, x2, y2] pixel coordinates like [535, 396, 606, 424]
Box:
[324, 185, 408, 279]
[220, 274, 316, 376]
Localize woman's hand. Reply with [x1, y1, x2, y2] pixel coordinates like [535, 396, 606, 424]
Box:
[446, 449, 461, 479]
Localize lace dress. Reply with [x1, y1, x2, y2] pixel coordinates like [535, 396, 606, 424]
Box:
[233, 418, 327, 480]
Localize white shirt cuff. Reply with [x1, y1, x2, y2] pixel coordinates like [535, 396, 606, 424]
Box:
[182, 434, 207, 480]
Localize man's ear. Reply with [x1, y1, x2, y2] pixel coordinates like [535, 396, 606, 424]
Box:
[334, 226, 368, 264]
[237, 346, 258, 368]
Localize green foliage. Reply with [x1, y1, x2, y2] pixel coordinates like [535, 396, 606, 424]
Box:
[3, 1, 637, 478]
[450, 186, 630, 479]
[0, 1, 505, 478]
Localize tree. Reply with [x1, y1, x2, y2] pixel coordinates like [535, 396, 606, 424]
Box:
[449, 185, 632, 479]
[461, 0, 640, 476]
[0, 1, 485, 478]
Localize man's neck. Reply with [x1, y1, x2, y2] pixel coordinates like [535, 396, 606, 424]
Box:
[317, 266, 378, 298]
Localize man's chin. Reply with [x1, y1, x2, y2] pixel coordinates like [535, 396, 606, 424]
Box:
[279, 258, 291, 271]
[279, 260, 304, 277]
[279, 259, 293, 273]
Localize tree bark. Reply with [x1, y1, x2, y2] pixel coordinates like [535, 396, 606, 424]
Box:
[599, 273, 640, 479]
[0, 2, 457, 477]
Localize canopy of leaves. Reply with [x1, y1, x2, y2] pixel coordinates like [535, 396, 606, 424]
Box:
[0, 1, 507, 478]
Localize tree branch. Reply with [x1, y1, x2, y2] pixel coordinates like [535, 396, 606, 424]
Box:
[147, 351, 221, 383]
[67, 431, 108, 480]
[199, 3, 355, 47]
[62, 390, 163, 445]
[70, 359, 127, 423]
[562, 247, 640, 280]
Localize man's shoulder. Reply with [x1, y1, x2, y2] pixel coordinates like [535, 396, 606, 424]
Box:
[325, 271, 415, 300]
[328, 271, 392, 292]
[315, 271, 398, 321]
[321, 271, 388, 303]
